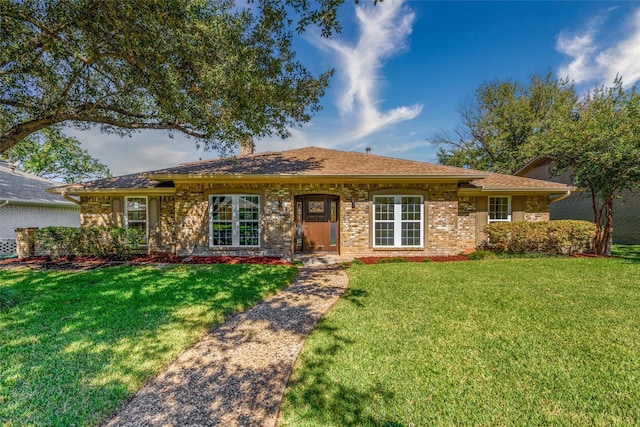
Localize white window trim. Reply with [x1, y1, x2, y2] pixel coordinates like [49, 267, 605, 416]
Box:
[124, 196, 148, 245]
[209, 195, 261, 248]
[373, 195, 424, 248]
[488, 196, 512, 223]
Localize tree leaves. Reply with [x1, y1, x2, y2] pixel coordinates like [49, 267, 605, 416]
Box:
[0, 0, 339, 153]
[434, 73, 576, 174]
[1, 128, 110, 183]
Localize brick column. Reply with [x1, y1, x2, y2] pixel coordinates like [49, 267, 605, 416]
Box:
[16, 227, 38, 259]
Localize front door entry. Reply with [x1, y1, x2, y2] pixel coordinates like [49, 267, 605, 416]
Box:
[295, 195, 339, 253]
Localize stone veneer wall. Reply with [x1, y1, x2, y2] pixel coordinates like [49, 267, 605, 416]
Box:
[78, 185, 554, 258]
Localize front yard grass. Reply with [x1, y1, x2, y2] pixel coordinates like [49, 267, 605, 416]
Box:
[0, 264, 297, 426]
[613, 244, 640, 259]
[280, 258, 640, 426]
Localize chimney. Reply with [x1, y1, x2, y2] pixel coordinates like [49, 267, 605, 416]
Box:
[239, 138, 254, 157]
[365, 147, 371, 154]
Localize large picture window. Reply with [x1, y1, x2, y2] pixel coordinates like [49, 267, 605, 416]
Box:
[488, 196, 511, 222]
[125, 196, 148, 245]
[373, 195, 423, 248]
[210, 195, 260, 247]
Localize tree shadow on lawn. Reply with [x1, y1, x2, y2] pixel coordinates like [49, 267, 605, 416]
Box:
[281, 321, 404, 426]
[0, 264, 296, 426]
[101, 265, 360, 426]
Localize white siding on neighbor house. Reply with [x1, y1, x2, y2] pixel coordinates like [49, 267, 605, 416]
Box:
[0, 204, 80, 239]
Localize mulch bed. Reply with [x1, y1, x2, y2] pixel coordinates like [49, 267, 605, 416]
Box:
[0, 255, 291, 270]
[354, 255, 470, 265]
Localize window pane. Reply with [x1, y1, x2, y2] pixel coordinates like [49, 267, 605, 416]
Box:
[212, 223, 233, 246]
[375, 222, 394, 246]
[212, 197, 233, 221]
[401, 222, 421, 246]
[239, 222, 259, 246]
[489, 197, 509, 220]
[127, 222, 147, 244]
[374, 196, 395, 221]
[401, 197, 421, 221]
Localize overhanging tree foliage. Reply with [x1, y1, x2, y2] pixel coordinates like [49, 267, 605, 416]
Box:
[434, 73, 576, 174]
[0, 0, 341, 154]
[546, 78, 640, 255]
[1, 127, 110, 182]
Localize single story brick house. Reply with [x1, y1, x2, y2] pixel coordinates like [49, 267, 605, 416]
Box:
[50, 146, 573, 258]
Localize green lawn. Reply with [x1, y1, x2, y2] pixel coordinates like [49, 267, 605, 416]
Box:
[0, 264, 297, 426]
[280, 258, 640, 426]
[613, 244, 640, 260]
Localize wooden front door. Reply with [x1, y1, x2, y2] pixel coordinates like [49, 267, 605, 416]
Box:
[295, 196, 339, 253]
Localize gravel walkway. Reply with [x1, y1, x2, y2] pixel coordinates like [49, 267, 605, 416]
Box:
[103, 265, 348, 427]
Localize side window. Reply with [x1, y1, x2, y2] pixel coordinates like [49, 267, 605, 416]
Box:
[488, 196, 511, 222]
[125, 196, 148, 244]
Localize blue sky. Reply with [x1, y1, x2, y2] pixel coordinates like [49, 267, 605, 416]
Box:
[68, 1, 640, 176]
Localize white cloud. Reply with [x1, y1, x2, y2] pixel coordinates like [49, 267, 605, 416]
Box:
[311, 0, 422, 138]
[557, 8, 640, 85]
[65, 127, 204, 176]
[67, 0, 425, 176]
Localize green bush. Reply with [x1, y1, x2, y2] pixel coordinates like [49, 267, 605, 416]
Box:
[34, 226, 142, 259]
[33, 226, 80, 258]
[484, 220, 596, 255]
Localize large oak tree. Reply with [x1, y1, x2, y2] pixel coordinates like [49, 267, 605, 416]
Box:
[435, 73, 576, 174]
[0, 0, 341, 154]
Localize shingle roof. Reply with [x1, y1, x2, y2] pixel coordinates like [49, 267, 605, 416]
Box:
[0, 161, 79, 207]
[151, 146, 489, 177]
[50, 146, 572, 193]
[469, 173, 573, 191]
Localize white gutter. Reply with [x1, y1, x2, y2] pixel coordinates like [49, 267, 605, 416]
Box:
[61, 192, 81, 205]
[549, 190, 572, 204]
[0, 200, 8, 207]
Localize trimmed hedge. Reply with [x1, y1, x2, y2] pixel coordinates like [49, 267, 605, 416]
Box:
[33, 226, 142, 259]
[483, 220, 596, 255]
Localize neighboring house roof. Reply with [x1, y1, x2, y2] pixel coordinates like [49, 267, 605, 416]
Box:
[50, 146, 572, 196]
[0, 161, 79, 208]
[513, 155, 552, 177]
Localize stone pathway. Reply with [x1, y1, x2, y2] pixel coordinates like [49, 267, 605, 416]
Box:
[103, 265, 348, 427]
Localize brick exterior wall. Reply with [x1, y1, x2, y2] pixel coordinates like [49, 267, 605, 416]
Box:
[523, 196, 550, 222]
[78, 183, 554, 258]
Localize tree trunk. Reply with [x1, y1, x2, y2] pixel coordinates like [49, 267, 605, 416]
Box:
[591, 193, 614, 256]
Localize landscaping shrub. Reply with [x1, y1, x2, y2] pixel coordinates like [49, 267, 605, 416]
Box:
[484, 220, 596, 255]
[34, 226, 142, 259]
